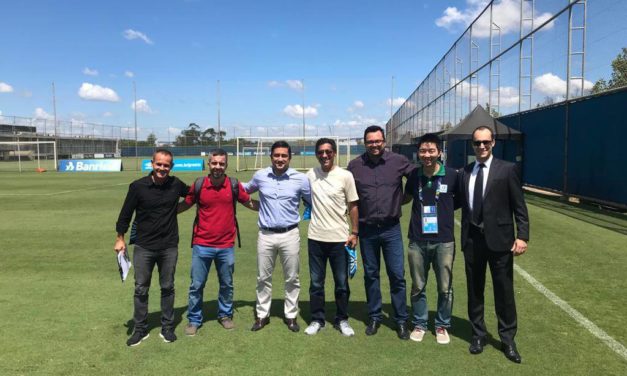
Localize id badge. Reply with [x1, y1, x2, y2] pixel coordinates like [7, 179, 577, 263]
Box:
[422, 205, 438, 234]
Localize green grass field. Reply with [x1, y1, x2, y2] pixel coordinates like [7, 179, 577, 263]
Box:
[1, 168, 626, 375]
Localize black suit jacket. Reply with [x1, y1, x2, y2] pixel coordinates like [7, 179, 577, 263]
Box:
[459, 158, 529, 251]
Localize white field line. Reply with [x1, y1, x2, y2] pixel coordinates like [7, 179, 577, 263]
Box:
[0, 183, 128, 196]
[454, 219, 627, 361]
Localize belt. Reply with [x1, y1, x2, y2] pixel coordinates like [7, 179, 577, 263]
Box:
[260, 224, 298, 233]
[363, 219, 400, 228]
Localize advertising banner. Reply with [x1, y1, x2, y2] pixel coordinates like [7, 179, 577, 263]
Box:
[59, 159, 122, 172]
[141, 159, 204, 172]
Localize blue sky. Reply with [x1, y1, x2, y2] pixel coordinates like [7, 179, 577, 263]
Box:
[0, 0, 624, 141]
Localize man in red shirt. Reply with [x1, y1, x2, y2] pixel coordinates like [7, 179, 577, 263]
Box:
[179, 149, 255, 336]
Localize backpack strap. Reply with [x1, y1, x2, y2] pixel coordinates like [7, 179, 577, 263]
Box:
[229, 177, 241, 248]
[191, 176, 205, 247]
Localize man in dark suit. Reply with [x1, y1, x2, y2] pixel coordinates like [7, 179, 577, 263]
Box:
[459, 126, 529, 363]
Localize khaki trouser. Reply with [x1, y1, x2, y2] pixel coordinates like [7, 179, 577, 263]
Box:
[255, 227, 301, 319]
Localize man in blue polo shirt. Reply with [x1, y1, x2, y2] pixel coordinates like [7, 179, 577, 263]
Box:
[403, 133, 459, 344]
[244, 140, 311, 332]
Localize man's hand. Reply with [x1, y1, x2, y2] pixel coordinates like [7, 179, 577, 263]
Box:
[511, 239, 527, 256]
[345, 234, 358, 249]
[114, 236, 127, 254]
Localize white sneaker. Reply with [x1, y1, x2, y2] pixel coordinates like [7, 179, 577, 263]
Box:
[304, 321, 324, 335]
[335, 320, 355, 337]
[436, 327, 451, 344]
[410, 327, 426, 342]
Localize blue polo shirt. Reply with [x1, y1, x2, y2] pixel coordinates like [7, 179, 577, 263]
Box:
[405, 164, 459, 243]
[244, 167, 311, 229]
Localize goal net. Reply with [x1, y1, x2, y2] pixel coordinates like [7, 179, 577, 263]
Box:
[0, 140, 57, 172]
[236, 136, 344, 172]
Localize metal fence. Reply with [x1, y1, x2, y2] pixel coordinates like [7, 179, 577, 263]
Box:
[388, 0, 626, 143]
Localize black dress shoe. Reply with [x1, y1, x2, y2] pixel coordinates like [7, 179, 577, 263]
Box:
[396, 322, 410, 340]
[365, 320, 380, 336]
[469, 337, 487, 354]
[501, 343, 522, 363]
[284, 318, 300, 332]
[251, 317, 270, 331]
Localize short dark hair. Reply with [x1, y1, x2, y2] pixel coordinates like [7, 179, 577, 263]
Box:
[472, 126, 494, 140]
[315, 137, 337, 153]
[364, 125, 385, 141]
[418, 133, 441, 151]
[209, 148, 228, 162]
[271, 140, 292, 158]
[153, 148, 173, 161]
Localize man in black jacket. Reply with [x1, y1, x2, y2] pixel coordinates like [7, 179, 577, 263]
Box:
[114, 149, 189, 346]
[458, 126, 529, 363]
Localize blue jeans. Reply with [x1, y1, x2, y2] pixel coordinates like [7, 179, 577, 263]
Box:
[408, 241, 455, 329]
[187, 245, 235, 326]
[308, 239, 350, 325]
[359, 222, 408, 323]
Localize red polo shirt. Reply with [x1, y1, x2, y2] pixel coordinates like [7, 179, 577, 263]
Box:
[184, 176, 250, 248]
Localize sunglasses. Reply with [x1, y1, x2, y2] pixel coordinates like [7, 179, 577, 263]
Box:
[472, 140, 492, 146]
[316, 149, 334, 156]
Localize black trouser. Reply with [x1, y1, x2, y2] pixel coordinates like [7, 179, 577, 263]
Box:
[308, 239, 350, 325]
[463, 227, 517, 345]
[132, 245, 178, 331]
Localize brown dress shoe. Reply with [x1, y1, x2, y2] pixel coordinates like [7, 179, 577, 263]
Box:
[251, 317, 270, 331]
[219, 317, 235, 330]
[284, 318, 300, 332]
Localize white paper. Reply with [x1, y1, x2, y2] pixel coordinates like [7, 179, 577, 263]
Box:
[117, 251, 132, 282]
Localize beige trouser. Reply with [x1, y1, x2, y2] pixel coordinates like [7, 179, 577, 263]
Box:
[255, 227, 301, 319]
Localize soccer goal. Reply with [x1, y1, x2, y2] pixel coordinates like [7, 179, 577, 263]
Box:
[0, 140, 57, 172]
[236, 136, 344, 172]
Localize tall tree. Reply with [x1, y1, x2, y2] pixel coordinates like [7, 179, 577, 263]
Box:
[174, 123, 202, 146]
[592, 47, 627, 93]
[146, 132, 157, 146]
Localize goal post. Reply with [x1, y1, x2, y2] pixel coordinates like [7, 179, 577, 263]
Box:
[236, 136, 343, 172]
[0, 140, 57, 172]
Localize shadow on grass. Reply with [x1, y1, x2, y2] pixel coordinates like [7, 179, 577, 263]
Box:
[124, 299, 481, 346]
[526, 191, 627, 235]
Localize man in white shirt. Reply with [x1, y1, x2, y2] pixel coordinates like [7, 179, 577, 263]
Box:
[304, 138, 359, 336]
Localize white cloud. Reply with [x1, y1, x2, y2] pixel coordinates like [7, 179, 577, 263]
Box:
[333, 114, 380, 129]
[286, 80, 304, 91]
[103, 111, 114, 117]
[78, 82, 120, 102]
[34, 107, 54, 120]
[123, 29, 154, 45]
[347, 100, 365, 113]
[267, 80, 306, 91]
[446, 77, 514, 107]
[534, 72, 592, 97]
[387, 97, 406, 107]
[534, 73, 567, 96]
[0, 82, 14, 93]
[132, 99, 152, 113]
[436, 0, 553, 37]
[21, 90, 33, 98]
[283, 104, 318, 119]
[82, 67, 99, 76]
[124, 71, 134, 78]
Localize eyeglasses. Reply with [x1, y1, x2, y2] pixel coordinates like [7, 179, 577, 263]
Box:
[472, 140, 492, 147]
[316, 150, 334, 156]
[365, 139, 384, 146]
